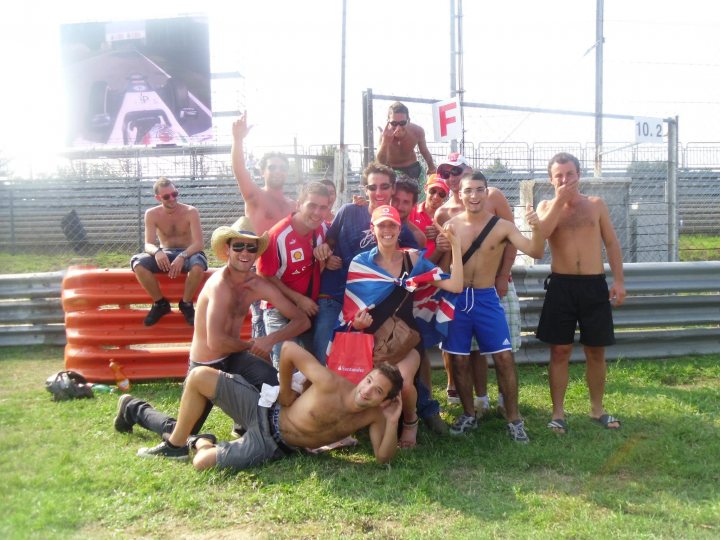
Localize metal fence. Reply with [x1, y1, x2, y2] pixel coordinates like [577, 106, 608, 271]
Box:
[0, 142, 718, 262]
[2, 264, 717, 361]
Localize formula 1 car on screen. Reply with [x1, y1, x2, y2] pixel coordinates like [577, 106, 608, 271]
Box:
[83, 73, 210, 147]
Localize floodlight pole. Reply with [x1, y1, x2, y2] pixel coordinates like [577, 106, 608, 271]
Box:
[449, 0, 457, 153]
[594, 0, 604, 177]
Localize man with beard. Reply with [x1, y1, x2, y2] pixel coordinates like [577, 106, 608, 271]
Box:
[130, 177, 207, 327]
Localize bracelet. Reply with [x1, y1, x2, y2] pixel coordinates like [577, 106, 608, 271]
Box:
[179, 251, 189, 259]
[151, 247, 161, 256]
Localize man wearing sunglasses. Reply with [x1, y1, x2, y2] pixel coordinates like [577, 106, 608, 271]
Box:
[117, 218, 309, 460]
[376, 102, 436, 186]
[409, 174, 449, 258]
[130, 178, 207, 327]
[312, 162, 419, 366]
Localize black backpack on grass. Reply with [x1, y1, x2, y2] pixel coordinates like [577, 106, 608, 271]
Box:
[45, 371, 94, 401]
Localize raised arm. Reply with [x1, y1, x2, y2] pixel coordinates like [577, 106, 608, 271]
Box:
[597, 198, 626, 306]
[231, 113, 261, 208]
[368, 393, 401, 464]
[506, 204, 545, 260]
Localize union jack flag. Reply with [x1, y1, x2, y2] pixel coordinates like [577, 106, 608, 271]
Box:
[340, 247, 457, 347]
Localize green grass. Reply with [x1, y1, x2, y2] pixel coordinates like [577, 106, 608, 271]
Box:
[680, 234, 720, 261]
[1, 346, 719, 539]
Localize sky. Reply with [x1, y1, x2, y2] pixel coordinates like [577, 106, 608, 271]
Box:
[1, 0, 718, 176]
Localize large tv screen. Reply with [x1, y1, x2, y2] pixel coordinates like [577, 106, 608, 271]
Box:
[61, 16, 212, 148]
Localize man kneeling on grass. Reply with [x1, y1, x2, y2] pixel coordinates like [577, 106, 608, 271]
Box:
[138, 342, 404, 470]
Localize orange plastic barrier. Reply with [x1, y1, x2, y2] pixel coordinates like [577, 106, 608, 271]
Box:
[62, 266, 251, 382]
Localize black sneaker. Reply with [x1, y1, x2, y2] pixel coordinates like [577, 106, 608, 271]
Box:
[144, 299, 171, 326]
[114, 394, 135, 433]
[178, 301, 195, 326]
[137, 441, 189, 461]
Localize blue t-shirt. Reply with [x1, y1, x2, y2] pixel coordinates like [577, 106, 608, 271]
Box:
[319, 203, 419, 302]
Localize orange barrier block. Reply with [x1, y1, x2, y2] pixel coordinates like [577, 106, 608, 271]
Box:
[62, 266, 251, 382]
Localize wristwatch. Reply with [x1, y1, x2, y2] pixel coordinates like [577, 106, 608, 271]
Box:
[179, 251, 189, 259]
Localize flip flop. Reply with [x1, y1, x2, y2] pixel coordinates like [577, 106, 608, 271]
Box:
[547, 418, 568, 434]
[591, 414, 621, 430]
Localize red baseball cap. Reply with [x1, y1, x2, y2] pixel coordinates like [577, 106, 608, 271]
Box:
[425, 174, 449, 194]
[371, 205, 401, 226]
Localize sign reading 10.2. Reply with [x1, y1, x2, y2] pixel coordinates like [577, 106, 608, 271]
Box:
[634, 117, 664, 144]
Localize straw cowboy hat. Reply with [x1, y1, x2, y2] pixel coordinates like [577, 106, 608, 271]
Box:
[210, 216, 269, 261]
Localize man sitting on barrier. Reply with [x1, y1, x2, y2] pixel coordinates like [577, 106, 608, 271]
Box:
[138, 342, 404, 470]
[130, 177, 207, 327]
[115, 218, 309, 458]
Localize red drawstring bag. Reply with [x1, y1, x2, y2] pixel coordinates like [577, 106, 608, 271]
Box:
[326, 330, 374, 384]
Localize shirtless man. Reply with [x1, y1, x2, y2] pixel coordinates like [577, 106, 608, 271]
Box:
[116, 218, 310, 457]
[376, 102, 436, 184]
[435, 156, 521, 414]
[443, 173, 544, 442]
[130, 178, 206, 327]
[232, 112, 298, 339]
[139, 342, 404, 470]
[536, 152, 626, 434]
[231, 112, 297, 236]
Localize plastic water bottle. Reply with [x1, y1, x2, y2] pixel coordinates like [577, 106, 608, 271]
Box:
[109, 360, 131, 393]
[90, 384, 112, 394]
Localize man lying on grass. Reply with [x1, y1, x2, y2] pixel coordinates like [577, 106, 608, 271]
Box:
[137, 342, 404, 471]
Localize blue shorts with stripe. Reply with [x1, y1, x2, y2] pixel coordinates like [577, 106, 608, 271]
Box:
[441, 287, 512, 356]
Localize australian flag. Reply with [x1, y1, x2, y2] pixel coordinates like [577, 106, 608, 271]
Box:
[340, 247, 457, 347]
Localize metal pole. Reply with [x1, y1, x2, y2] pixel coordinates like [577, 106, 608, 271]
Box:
[667, 116, 679, 262]
[457, 0, 465, 152]
[338, 0, 348, 202]
[449, 0, 457, 153]
[339, 0, 347, 148]
[594, 0, 604, 177]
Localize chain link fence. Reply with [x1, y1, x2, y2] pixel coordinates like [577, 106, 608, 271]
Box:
[363, 92, 719, 263]
[0, 140, 718, 268]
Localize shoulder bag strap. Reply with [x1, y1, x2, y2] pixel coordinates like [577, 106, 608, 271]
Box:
[462, 215, 501, 265]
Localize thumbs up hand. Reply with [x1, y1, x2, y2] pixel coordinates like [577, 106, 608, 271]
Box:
[525, 203, 540, 230]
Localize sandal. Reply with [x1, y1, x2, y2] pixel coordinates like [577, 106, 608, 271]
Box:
[547, 418, 568, 434]
[591, 414, 621, 430]
[399, 417, 419, 449]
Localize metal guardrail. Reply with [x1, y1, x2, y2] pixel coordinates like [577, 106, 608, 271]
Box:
[0, 272, 66, 346]
[0, 264, 718, 361]
[513, 262, 720, 364]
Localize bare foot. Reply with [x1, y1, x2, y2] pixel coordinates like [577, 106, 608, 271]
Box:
[399, 417, 419, 449]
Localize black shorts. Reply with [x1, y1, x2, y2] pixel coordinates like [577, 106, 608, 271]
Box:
[535, 273, 615, 347]
[394, 161, 422, 180]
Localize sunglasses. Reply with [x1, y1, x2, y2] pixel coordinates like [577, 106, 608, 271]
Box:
[230, 242, 259, 253]
[389, 120, 408, 127]
[428, 188, 447, 198]
[365, 183, 392, 192]
[161, 191, 179, 201]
